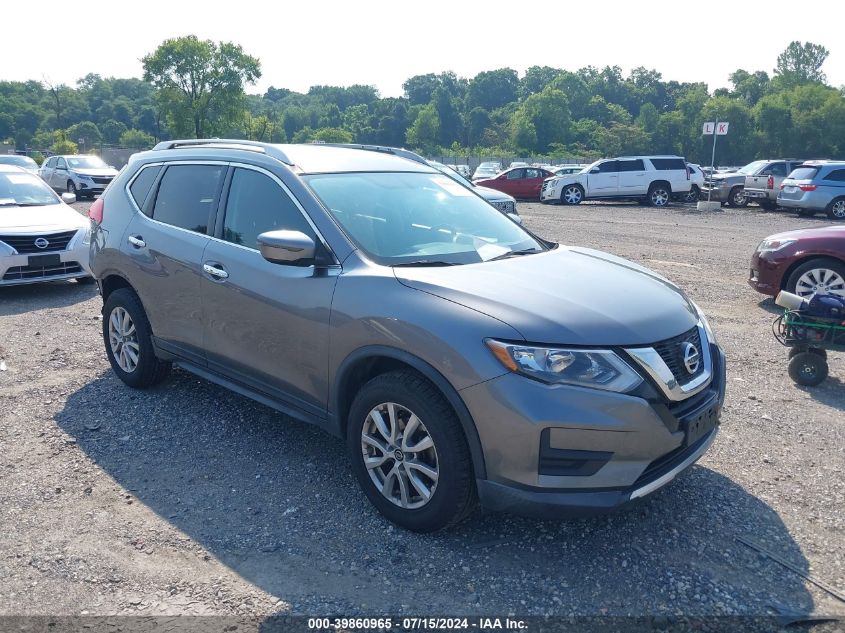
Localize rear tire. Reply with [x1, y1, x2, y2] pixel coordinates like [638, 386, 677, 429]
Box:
[683, 186, 700, 204]
[347, 370, 476, 532]
[647, 183, 671, 207]
[759, 200, 778, 212]
[826, 197, 845, 221]
[788, 352, 828, 386]
[102, 288, 171, 388]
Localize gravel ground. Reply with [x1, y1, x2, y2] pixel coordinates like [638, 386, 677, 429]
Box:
[0, 199, 843, 624]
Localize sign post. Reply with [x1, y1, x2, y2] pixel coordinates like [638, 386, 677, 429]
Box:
[699, 120, 729, 210]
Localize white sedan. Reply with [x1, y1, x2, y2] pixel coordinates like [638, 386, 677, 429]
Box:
[0, 165, 92, 286]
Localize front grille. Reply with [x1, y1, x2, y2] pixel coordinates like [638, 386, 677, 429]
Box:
[0, 230, 78, 254]
[3, 261, 82, 281]
[652, 326, 705, 383]
[91, 176, 112, 185]
[490, 200, 516, 214]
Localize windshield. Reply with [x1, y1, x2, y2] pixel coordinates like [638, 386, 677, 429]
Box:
[67, 156, 108, 169]
[0, 172, 60, 207]
[0, 156, 38, 169]
[304, 172, 542, 265]
[738, 160, 768, 175]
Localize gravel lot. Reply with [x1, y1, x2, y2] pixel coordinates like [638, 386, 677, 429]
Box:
[1, 199, 843, 623]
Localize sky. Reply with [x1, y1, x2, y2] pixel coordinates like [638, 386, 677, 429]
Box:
[4, 0, 844, 97]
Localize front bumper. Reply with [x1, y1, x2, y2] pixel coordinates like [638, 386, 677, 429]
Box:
[0, 229, 92, 286]
[699, 185, 730, 202]
[748, 249, 787, 296]
[464, 342, 726, 518]
[540, 181, 562, 202]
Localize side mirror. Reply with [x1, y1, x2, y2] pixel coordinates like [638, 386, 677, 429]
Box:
[507, 212, 522, 224]
[61, 192, 76, 204]
[257, 229, 316, 265]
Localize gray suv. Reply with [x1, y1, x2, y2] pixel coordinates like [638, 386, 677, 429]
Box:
[89, 139, 726, 532]
[778, 161, 845, 220]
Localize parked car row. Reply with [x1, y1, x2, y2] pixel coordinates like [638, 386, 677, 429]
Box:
[0, 153, 120, 200]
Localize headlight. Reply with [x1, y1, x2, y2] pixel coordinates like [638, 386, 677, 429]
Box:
[485, 340, 642, 392]
[692, 302, 716, 345]
[756, 238, 796, 254]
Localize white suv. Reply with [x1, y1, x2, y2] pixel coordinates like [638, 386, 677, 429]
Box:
[540, 156, 692, 207]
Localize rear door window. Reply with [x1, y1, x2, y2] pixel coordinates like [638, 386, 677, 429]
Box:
[506, 169, 525, 180]
[617, 159, 645, 172]
[150, 164, 225, 234]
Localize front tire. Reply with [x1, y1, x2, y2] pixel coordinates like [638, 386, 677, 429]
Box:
[826, 197, 845, 221]
[102, 288, 171, 388]
[728, 186, 748, 208]
[347, 370, 476, 532]
[785, 258, 845, 299]
[560, 184, 584, 205]
[66, 180, 77, 196]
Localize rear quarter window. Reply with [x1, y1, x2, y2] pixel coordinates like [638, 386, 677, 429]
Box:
[822, 168, 845, 182]
[128, 165, 162, 213]
[649, 158, 686, 171]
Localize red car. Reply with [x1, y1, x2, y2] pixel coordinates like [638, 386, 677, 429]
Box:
[475, 167, 554, 200]
[749, 225, 845, 298]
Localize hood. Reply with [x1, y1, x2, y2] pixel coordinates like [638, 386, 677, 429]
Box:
[709, 172, 742, 182]
[0, 203, 89, 232]
[764, 225, 845, 242]
[394, 246, 698, 345]
[71, 168, 118, 177]
[474, 185, 514, 202]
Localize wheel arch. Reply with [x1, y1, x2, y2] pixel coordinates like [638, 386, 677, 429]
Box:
[100, 272, 135, 303]
[780, 254, 845, 291]
[331, 345, 487, 480]
[648, 179, 672, 193]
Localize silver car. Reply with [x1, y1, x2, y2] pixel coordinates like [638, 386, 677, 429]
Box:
[39, 154, 119, 199]
[778, 162, 845, 221]
[90, 140, 725, 532]
[0, 154, 40, 176]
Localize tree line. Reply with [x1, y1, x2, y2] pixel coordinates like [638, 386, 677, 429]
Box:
[1, 37, 842, 165]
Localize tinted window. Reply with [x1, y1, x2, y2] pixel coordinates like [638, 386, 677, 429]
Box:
[222, 168, 314, 248]
[525, 168, 541, 179]
[650, 158, 686, 170]
[822, 169, 845, 182]
[151, 164, 224, 234]
[129, 165, 162, 212]
[789, 167, 819, 180]
[597, 161, 619, 173]
[617, 159, 645, 172]
[56, 158, 67, 169]
[506, 169, 525, 180]
[762, 163, 787, 177]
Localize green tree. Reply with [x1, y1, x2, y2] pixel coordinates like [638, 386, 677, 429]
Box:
[406, 105, 439, 151]
[510, 112, 537, 153]
[466, 69, 519, 111]
[519, 66, 561, 99]
[51, 131, 78, 154]
[142, 35, 261, 138]
[66, 121, 102, 148]
[119, 129, 155, 148]
[519, 87, 571, 153]
[729, 69, 770, 105]
[312, 127, 354, 143]
[432, 87, 462, 147]
[100, 119, 128, 144]
[774, 41, 829, 87]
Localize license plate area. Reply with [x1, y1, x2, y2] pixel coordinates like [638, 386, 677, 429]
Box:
[28, 254, 61, 268]
[682, 404, 719, 447]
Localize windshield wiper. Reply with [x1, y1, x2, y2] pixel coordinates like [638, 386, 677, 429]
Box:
[487, 248, 543, 262]
[0, 201, 51, 207]
[392, 260, 459, 268]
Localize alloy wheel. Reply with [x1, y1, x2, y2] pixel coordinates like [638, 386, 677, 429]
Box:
[795, 268, 845, 298]
[651, 188, 670, 207]
[831, 200, 845, 219]
[108, 307, 140, 373]
[562, 186, 582, 204]
[732, 189, 746, 206]
[684, 187, 699, 203]
[361, 402, 439, 509]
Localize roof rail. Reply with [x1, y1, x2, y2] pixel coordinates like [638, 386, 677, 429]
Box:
[316, 143, 428, 166]
[151, 139, 293, 165]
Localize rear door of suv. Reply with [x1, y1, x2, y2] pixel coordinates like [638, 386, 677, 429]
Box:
[617, 158, 648, 195]
[200, 164, 338, 419]
[121, 161, 226, 364]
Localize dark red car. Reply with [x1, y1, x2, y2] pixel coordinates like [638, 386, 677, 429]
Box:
[749, 225, 845, 298]
[475, 167, 554, 200]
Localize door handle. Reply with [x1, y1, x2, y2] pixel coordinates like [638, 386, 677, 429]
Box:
[127, 235, 146, 248]
[203, 263, 229, 280]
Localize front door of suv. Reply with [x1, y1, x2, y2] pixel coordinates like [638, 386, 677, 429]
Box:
[587, 160, 619, 196]
[201, 165, 338, 419]
[122, 162, 225, 364]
